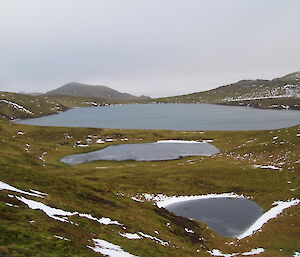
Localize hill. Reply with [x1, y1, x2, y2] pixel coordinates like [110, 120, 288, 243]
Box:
[156, 71, 300, 110]
[47, 82, 150, 101]
[0, 92, 107, 120]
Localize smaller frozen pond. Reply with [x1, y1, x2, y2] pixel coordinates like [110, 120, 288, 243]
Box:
[60, 140, 220, 165]
[165, 198, 263, 238]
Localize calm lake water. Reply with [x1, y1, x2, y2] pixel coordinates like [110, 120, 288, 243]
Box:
[165, 198, 263, 238]
[16, 104, 300, 130]
[61, 142, 220, 165]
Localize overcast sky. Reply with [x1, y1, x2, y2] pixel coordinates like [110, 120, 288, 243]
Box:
[0, 0, 299, 97]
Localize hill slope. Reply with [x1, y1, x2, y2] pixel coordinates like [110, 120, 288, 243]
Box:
[0, 120, 299, 256]
[47, 82, 150, 101]
[156, 72, 300, 110]
[0, 92, 106, 120]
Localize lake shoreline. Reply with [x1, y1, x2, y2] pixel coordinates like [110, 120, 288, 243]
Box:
[15, 103, 300, 131]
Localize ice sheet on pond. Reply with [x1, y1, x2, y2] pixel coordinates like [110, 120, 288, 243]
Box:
[61, 141, 220, 165]
[165, 198, 263, 238]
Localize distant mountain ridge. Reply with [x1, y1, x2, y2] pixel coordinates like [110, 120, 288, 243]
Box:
[46, 82, 150, 101]
[156, 71, 300, 110]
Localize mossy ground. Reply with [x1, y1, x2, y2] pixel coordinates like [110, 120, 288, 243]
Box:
[0, 119, 299, 257]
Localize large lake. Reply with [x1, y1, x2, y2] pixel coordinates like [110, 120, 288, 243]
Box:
[17, 104, 300, 130]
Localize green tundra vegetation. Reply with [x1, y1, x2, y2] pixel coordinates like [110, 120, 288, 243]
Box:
[0, 76, 299, 256]
[0, 116, 299, 257]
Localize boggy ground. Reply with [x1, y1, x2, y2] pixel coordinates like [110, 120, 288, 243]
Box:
[0, 119, 299, 257]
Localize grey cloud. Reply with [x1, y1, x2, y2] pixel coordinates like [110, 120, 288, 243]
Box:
[0, 0, 299, 97]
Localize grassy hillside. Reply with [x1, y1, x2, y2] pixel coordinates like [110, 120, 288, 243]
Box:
[0, 119, 299, 256]
[155, 72, 300, 110]
[0, 92, 107, 120]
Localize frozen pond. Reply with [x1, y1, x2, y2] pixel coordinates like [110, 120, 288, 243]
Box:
[60, 141, 220, 165]
[165, 198, 263, 238]
[16, 103, 300, 130]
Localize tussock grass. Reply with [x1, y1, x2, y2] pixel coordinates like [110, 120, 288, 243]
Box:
[0, 119, 299, 256]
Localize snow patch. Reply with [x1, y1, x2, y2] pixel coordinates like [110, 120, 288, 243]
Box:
[119, 233, 142, 240]
[293, 251, 300, 257]
[253, 165, 282, 171]
[208, 249, 237, 257]
[119, 231, 168, 245]
[15, 196, 122, 226]
[208, 248, 264, 256]
[78, 214, 122, 226]
[30, 189, 48, 196]
[155, 140, 202, 144]
[0, 181, 43, 198]
[0, 99, 33, 114]
[153, 192, 245, 208]
[88, 238, 138, 257]
[185, 228, 194, 233]
[16, 196, 74, 222]
[237, 199, 300, 239]
[54, 235, 70, 241]
[242, 248, 265, 255]
[138, 232, 169, 246]
[5, 202, 18, 207]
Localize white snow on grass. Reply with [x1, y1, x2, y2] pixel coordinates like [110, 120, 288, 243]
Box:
[130, 192, 246, 207]
[237, 199, 300, 239]
[76, 144, 89, 147]
[293, 251, 300, 257]
[0, 181, 43, 198]
[54, 235, 70, 241]
[152, 192, 245, 208]
[253, 165, 282, 171]
[119, 233, 142, 240]
[208, 249, 237, 257]
[0, 99, 33, 114]
[30, 189, 48, 196]
[202, 139, 214, 143]
[88, 238, 138, 257]
[78, 213, 122, 225]
[5, 202, 18, 207]
[208, 248, 264, 256]
[138, 232, 169, 246]
[15, 196, 122, 226]
[185, 228, 194, 233]
[130, 196, 145, 202]
[16, 196, 74, 222]
[120, 231, 169, 246]
[155, 140, 202, 144]
[241, 248, 265, 255]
